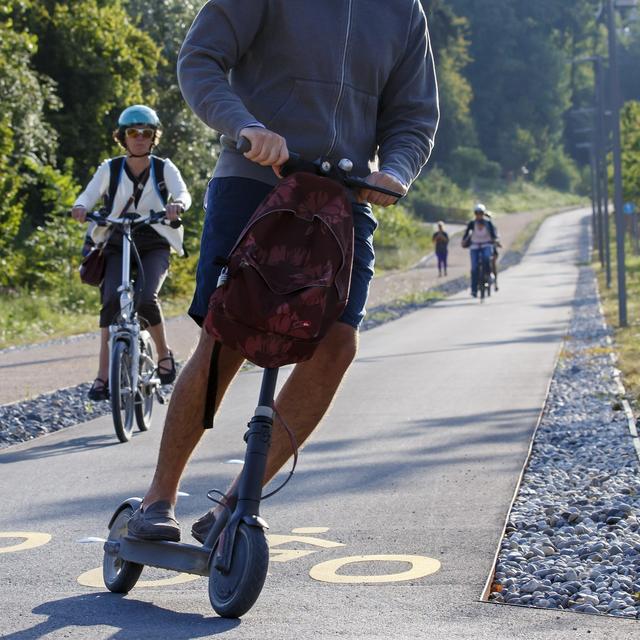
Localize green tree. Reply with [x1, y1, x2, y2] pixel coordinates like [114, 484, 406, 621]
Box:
[620, 101, 640, 204]
[0, 1, 79, 286]
[449, 0, 597, 175]
[29, 0, 160, 182]
[124, 0, 217, 186]
[421, 0, 477, 169]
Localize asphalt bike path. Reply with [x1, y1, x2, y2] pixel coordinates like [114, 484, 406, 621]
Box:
[1, 207, 634, 639]
[0, 209, 544, 406]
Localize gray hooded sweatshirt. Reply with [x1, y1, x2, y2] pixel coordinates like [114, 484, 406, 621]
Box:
[178, 0, 439, 188]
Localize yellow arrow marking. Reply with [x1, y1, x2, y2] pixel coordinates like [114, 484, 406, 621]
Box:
[77, 567, 201, 589]
[309, 554, 441, 584]
[0, 532, 51, 554]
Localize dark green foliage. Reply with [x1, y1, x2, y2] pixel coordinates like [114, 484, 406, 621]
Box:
[620, 101, 640, 203]
[29, 0, 160, 182]
[535, 147, 581, 192]
[448, 147, 501, 187]
[1, 0, 637, 340]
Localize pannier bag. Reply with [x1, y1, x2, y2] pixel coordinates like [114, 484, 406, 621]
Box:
[79, 245, 105, 286]
[204, 172, 354, 368]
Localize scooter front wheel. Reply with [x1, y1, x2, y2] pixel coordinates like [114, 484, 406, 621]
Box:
[103, 506, 143, 593]
[208, 523, 269, 618]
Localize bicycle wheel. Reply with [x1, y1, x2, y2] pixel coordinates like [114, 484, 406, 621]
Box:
[208, 523, 269, 618]
[478, 261, 486, 301]
[103, 505, 143, 593]
[111, 340, 135, 443]
[135, 335, 154, 432]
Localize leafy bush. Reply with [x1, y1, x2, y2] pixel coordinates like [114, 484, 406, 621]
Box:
[374, 203, 431, 270]
[447, 146, 501, 186]
[535, 146, 581, 192]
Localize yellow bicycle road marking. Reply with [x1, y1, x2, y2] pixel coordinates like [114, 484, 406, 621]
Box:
[78, 567, 201, 589]
[291, 527, 330, 534]
[0, 532, 51, 554]
[270, 549, 319, 563]
[309, 554, 441, 584]
[267, 534, 345, 549]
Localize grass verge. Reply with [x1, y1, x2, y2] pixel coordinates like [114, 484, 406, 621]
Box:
[595, 229, 640, 410]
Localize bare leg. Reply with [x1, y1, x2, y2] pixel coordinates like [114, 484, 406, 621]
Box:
[215, 322, 358, 511]
[142, 329, 245, 507]
[147, 321, 171, 364]
[96, 328, 109, 381]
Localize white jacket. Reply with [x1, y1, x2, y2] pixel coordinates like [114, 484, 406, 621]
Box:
[74, 156, 192, 255]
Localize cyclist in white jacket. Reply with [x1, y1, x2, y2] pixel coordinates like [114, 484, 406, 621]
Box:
[71, 105, 192, 401]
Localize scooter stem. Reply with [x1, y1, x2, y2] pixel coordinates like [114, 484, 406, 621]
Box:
[213, 368, 279, 573]
[236, 367, 279, 516]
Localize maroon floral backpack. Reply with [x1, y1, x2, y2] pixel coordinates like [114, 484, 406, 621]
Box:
[204, 172, 354, 368]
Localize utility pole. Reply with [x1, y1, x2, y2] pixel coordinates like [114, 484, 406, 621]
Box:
[594, 57, 612, 288]
[607, 0, 628, 326]
[572, 57, 610, 282]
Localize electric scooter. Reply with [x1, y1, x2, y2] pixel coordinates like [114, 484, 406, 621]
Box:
[102, 136, 403, 617]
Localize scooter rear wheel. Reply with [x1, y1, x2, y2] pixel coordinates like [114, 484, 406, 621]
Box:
[208, 523, 269, 618]
[103, 506, 143, 593]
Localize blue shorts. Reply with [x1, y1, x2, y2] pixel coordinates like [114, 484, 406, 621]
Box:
[189, 177, 378, 329]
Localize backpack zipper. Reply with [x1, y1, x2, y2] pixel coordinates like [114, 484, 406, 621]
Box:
[326, 0, 353, 157]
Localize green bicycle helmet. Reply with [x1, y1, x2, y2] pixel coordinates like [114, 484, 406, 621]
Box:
[114, 104, 161, 153]
[118, 104, 160, 128]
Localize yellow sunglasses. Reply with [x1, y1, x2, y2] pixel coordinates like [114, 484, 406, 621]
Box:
[125, 127, 155, 139]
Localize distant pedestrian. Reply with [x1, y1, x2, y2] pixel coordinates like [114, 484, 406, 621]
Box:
[432, 221, 449, 276]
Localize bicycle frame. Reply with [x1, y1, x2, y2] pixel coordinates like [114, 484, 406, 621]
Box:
[109, 218, 141, 397]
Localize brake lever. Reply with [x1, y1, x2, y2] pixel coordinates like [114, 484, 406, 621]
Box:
[343, 175, 404, 200]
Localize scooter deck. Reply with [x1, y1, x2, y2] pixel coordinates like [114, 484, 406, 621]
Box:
[105, 536, 212, 577]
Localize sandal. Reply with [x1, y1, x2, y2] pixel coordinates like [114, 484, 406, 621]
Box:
[157, 350, 176, 385]
[88, 378, 109, 401]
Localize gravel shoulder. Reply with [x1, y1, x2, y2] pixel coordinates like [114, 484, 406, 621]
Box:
[487, 265, 640, 619]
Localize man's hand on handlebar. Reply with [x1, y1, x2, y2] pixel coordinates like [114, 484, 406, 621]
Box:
[238, 127, 289, 175]
[358, 172, 407, 207]
[71, 205, 88, 223]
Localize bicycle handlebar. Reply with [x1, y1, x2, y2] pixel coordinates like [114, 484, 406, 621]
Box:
[80, 209, 182, 229]
[220, 134, 404, 200]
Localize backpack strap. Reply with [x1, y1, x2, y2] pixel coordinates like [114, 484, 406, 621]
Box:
[151, 156, 169, 205]
[105, 156, 126, 214]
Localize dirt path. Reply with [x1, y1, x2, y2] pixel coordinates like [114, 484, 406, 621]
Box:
[0, 208, 554, 406]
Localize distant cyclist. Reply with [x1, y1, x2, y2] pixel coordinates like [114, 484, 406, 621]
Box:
[71, 105, 192, 401]
[462, 203, 498, 297]
[482, 210, 501, 291]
